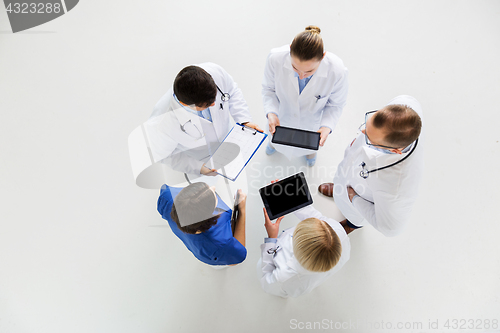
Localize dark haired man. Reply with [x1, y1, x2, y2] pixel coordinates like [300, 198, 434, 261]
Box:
[145, 63, 261, 176]
[319, 95, 424, 237]
[157, 182, 247, 266]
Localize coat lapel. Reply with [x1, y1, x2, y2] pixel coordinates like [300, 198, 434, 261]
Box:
[283, 55, 300, 96]
[210, 92, 225, 139]
[297, 58, 329, 102]
[170, 98, 209, 148]
[205, 72, 229, 140]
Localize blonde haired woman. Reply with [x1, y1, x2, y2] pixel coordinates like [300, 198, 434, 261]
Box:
[262, 25, 349, 166]
[258, 205, 350, 298]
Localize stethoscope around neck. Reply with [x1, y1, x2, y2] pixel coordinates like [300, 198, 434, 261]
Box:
[178, 85, 230, 138]
[359, 138, 419, 179]
[217, 85, 230, 102]
[179, 119, 205, 140]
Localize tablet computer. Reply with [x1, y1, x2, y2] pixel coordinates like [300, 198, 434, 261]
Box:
[259, 172, 313, 220]
[231, 190, 240, 235]
[271, 126, 320, 150]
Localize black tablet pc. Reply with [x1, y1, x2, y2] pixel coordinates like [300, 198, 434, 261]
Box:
[231, 190, 240, 235]
[271, 126, 320, 150]
[259, 172, 313, 220]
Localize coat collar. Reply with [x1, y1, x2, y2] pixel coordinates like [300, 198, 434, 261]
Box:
[277, 228, 315, 275]
[282, 51, 329, 79]
[167, 94, 211, 146]
[170, 93, 215, 130]
[210, 91, 224, 137]
[171, 95, 195, 126]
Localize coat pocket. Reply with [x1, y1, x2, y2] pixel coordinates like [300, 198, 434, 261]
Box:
[311, 95, 329, 114]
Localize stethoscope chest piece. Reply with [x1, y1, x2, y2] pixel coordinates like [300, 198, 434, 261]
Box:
[359, 170, 369, 179]
[357, 138, 419, 179]
[359, 162, 369, 179]
[217, 85, 230, 103]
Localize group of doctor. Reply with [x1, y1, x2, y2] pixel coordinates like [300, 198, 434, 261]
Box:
[152, 26, 424, 298]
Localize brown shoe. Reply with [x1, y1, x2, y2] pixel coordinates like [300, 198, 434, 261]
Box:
[340, 219, 356, 234]
[318, 183, 334, 197]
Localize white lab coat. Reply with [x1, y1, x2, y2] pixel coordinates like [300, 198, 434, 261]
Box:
[144, 63, 252, 175]
[262, 45, 349, 158]
[332, 95, 425, 237]
[258, 205, 350, 298]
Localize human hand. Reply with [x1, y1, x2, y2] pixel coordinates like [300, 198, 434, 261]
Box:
[263, 208, 284, 239]
[242, 122, 263, 133]
[267, 113, 280, 134]
[200, 165, 218, 176]
[317, 127, 331, 147]
[347, 186, 357, 202]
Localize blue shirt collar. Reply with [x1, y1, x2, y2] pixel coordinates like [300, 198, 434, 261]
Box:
[173, 94, 208, 116]
[293, 72, 313, 81]
[368, 142, 414, 154]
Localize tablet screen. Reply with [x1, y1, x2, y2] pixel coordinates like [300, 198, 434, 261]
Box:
[259, 172, 313, 220]
[272, 126, 320, 150]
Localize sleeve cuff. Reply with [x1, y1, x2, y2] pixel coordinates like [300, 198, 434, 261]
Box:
[264, 238, 277, 243]
[320, 126, 333, 134]
[261, 242, 278, 258]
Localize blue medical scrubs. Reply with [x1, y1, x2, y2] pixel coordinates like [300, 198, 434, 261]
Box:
[157, 185, 247, 265]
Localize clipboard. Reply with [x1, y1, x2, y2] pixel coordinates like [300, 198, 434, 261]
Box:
[205, 123, 267, 181]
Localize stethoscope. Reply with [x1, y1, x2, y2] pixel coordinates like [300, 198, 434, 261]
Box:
[179, 85, 230, 137]
[217, 86, 230, 102]
[180, 119, 204, 140]
[216, 85, 230, 109]
[359, 139, 419, 179]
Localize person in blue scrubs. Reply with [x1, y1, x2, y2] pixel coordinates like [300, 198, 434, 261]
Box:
[157, 182, 247, 266]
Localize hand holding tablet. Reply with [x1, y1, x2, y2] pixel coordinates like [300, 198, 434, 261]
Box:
[271, 126, 321, 150]
[259, 172, 313, 220]
[263, 208, 284, 238]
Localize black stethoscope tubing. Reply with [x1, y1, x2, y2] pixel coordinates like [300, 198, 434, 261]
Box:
[216, 85, 230, 102]
[359, 138, 419, 179]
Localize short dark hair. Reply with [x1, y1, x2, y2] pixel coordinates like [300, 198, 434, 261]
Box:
[170, 182, 221, 234]
[173, 66, 217, 108]
[290, 25, 324, 61]
[373, 104, 422, 148]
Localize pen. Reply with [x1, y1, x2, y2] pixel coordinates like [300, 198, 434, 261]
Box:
[315, 95, 321, 103]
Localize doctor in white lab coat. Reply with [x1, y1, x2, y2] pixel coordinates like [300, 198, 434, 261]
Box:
[144, 63, 261, 176]
[262, 26, 348, 164]
[320, 95, 424, 237]
[258, 205, 350, 298]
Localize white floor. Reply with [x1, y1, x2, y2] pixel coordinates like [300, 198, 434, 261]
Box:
[1, 1, 499, 332]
